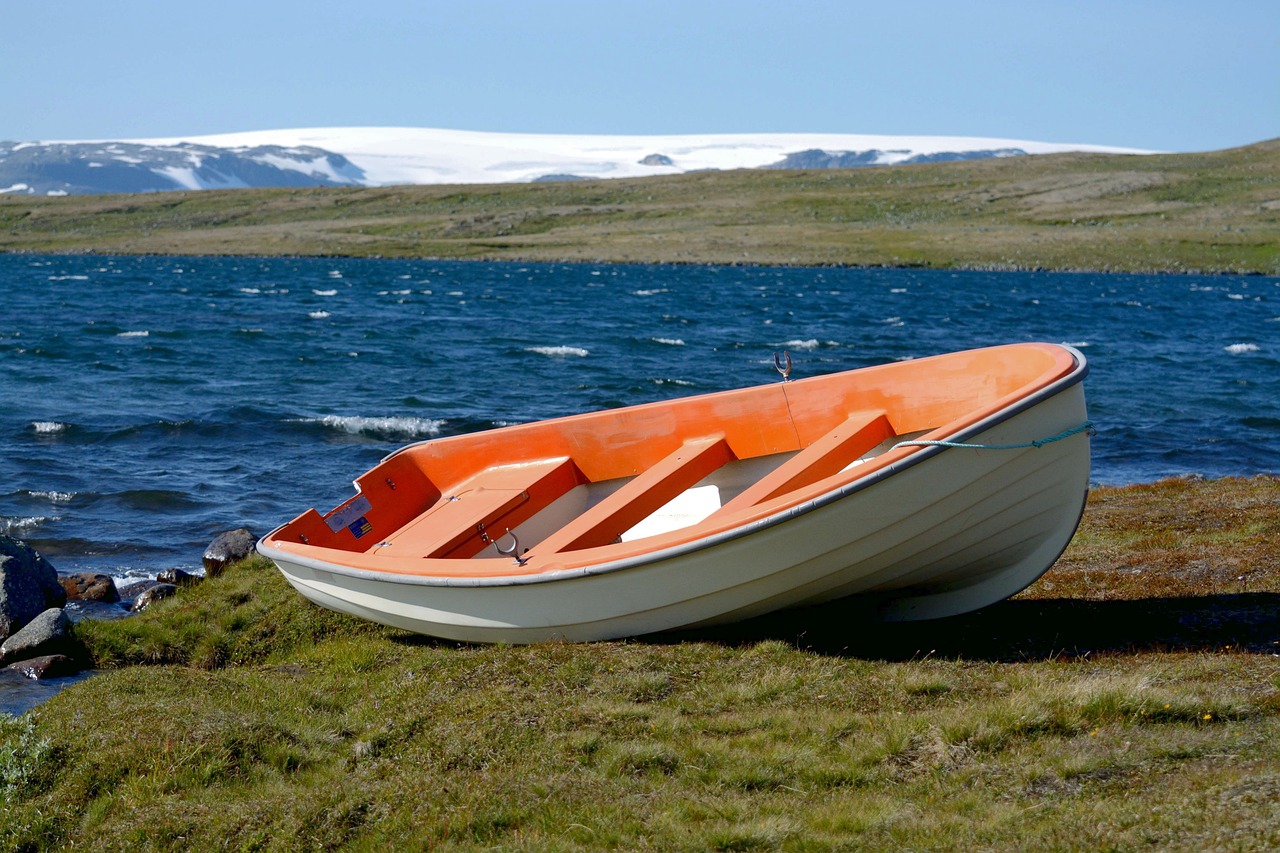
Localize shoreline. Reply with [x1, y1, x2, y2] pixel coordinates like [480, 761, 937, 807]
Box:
[3, 142, 1277, 276]
[5, 245, 1277, 279]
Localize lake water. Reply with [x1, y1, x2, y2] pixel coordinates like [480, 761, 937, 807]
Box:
[2, 254, 1277, 582]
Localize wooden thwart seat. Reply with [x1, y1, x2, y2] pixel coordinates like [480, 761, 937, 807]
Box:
[533, 435, 735, 554]
[377, 457, 583, 559]
[710, 410, 893, 519]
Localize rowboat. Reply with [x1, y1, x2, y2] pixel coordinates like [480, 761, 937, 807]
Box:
[259, 342, 1091, 643]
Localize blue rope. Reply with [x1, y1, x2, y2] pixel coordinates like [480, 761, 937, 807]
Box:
[894, 420, 1095, 451]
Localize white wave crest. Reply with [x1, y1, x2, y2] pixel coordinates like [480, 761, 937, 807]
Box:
[1, 516, 56, 534]
[651, 337, 685, 346]
[313, 289, 338, 296]
[1224, 343, 1259, 354]
[314, 415, 445, 438]
[30, 490, 75, 503]
[633, 288, 670, 296]
[116, 330, 149, 338]
[31, 421, 69, 434]
[781, 339, 821, 351]
[526, 346, 589, 357]
[308, 311, 331, 319]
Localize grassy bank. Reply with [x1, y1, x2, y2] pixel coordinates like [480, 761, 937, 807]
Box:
[2, 141, 1278, 275]
[3, 476, 1278, 850]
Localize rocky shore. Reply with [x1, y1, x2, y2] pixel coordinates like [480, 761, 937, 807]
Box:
[0, 529, 256, 682]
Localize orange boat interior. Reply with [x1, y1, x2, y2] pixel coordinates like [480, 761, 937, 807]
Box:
[265, 343, 1077, 576]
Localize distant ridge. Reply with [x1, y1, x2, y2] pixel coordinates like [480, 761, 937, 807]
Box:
[0, 127, 1153, 196]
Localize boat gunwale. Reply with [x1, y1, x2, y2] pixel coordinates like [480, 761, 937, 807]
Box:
[259, 345, 1090, 590]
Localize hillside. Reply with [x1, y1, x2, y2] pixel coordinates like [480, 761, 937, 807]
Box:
[2, 139, 1277, 274]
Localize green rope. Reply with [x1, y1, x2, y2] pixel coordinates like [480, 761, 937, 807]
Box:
[894, 420, 1095, 451]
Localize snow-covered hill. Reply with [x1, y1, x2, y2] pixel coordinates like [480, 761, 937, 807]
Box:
[1, 127, 1152, 196]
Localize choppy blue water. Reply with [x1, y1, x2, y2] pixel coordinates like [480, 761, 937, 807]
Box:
[2, 254, 1277, 580]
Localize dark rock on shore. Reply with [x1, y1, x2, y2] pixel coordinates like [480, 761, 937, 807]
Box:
[157, 567, 201, 587]
[60, 572, 120, 602]
[0, 608, 76, 665]
[131, 583, 178, 612]
[1, 535, 69, 640]
[7, 653, 80, 679]
[203, 528, 256, 576]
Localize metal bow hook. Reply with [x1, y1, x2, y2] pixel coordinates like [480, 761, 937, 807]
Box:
[774, 350, 792, 382]
[495, 529, 528, 565]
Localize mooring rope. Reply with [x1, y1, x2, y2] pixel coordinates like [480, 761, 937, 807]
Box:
[894, 420, 1095, 452]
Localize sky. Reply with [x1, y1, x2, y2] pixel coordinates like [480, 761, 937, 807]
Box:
[4, 1, 1277, 153]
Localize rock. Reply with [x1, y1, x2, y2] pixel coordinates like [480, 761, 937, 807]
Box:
[156, 567, 201, 587]
[116, 580, 157, 600]
[7, 654, 81, 679]
[639, 153, 674, 166]
[0, 535, 68, 640]
[131, 583, 177, 612]
[59, 572, 120, 602]
[202, 528, 256, 576]
[0, 608, 75, 665]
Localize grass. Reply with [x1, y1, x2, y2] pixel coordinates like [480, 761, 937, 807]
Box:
[2, 139, 1278, 274]
[2, 475, 1278, 850]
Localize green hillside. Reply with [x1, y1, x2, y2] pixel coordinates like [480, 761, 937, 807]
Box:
[2, 139, 1277, 274]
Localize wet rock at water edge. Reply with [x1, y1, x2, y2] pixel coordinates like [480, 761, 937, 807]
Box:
[0, 535, 69, 641]
[0, 607, 76, 665]
[59, 572, 120, 602]
[156, 567, 201, 587]
[131, 583, 178, 612]
[203, 528, 256, 576]
[7, 653, 81, 679]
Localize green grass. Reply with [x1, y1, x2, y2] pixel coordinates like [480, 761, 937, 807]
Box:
[2, 477, 1279, 850]
[2, 139, 1278, 274]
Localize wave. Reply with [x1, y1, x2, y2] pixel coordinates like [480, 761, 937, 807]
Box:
[26, 490, 75, 503]
[306, 415, 445, 439]
[116, 330, 149, 338]
[1, 515, 59, 535]
[1224, 343, 1260, 354]
[111, 489, 205, 511]
[30, 421, 70, 435]
[779, 339, 821, 351]
[650, 338, 685, 346]
[308, 311, 331, 319]
[312, 289, 338, 296]
[18, 536, 147, 558]
[526, 346, 589, 357]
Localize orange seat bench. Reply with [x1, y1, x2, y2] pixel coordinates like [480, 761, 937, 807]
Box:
[375, 457, 584, 559]
[710, 410, 892, 519]
[532, 435, 735, 555]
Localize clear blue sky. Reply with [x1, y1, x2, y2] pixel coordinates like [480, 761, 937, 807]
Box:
[5, 0, 1276, 152]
